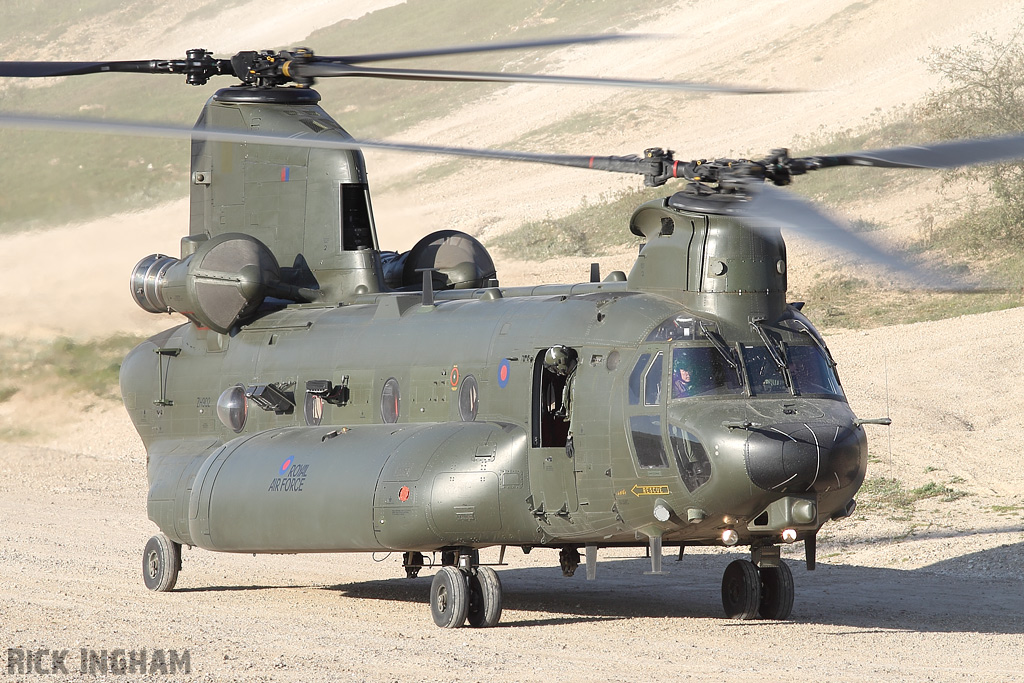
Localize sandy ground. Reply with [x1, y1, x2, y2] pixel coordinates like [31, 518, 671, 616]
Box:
[2, 308, 1023, 682]
[2, 1, 1024, 681]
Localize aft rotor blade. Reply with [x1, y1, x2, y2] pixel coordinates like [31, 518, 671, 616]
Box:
[330, 34, 638, 64]
[735, 183, 977, 291]
[295, 62, 794, 94]
[807, 133, 1024, 170]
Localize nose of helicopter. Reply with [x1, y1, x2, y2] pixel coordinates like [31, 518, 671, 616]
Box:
[743, 422, 866, 494]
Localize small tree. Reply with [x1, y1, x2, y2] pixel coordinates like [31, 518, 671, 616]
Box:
[924, 27, 1024, 242]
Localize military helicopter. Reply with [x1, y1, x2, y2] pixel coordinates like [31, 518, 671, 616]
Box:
[2, 37, 1021, 629]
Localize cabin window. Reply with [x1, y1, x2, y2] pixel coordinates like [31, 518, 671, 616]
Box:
[304, 391, 324, 426]
[216, 384, 247, 433]
[381, 377, 400, 423]
[671, 347, 743, 399]
[459, 374, 479, 421]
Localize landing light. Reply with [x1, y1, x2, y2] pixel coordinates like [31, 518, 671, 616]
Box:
[782, 528, 798, 543]
[721, 529, 739, 546]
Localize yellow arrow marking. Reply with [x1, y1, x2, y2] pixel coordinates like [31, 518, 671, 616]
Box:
[631, 484, 670, 497]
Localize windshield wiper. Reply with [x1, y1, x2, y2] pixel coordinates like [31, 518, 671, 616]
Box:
[789, 319, 837, 367]
[750, 319, 791, 387]
[697, 321, 739, 371]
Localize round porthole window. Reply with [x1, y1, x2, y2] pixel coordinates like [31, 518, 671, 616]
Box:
[216, 384, 247, 433]
[459, 375, 479, 421]
[381, 377, 400, 423]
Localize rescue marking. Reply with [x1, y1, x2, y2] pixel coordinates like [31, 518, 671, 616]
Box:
[631, 484, 670, 497]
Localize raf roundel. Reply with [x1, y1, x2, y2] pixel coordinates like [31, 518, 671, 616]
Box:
[279, 457, 293, 475]
[497, 359, 511, 388]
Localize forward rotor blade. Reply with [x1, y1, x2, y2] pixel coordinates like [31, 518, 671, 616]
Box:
[735, 183, 975, 290]
[295, 62, 794, 94]
[809, 133, 1024, 170]
[0, 60, 155, 78]
[0, 112, 643, 170]
[329, 34, 638, 64]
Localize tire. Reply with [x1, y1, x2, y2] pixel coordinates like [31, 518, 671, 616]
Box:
[721, 559, 761, 619]
[142, 534, 181, 592]
[758, 562, 795, 620]
[467, 566, 503, 628]
[429, 566, 469, 628]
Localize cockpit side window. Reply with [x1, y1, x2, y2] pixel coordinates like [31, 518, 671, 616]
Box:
[671, 347, 743, 399]
[669, 423, 712, 491]
[788, 345, 844, 396]
[627, 353, 651, 406]
[643, 352, 663, 407]
[630, 415, 668, 468]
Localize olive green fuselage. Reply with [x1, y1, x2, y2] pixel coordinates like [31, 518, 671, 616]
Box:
[122, 283, 865, 555]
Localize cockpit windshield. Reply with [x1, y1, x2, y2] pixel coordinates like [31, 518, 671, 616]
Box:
[671, 347, 743, 398]
[741, 344, 843, 397]
[787, 345, 843, 395]
[742, 345, 789, 395]
[642, 314, 844, 403]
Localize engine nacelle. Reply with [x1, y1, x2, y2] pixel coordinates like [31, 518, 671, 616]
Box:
[382, 229, 498, 291]
[130, 233, 302, 333]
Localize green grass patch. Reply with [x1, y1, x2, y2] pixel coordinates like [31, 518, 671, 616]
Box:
[857, 476, 915, 511]
[858, 476, 971, 512]
[910, 481, 970, 502]
[0, 334, 145, 400]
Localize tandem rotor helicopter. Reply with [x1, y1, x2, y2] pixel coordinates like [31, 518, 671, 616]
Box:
[2, 35, 1023, 628]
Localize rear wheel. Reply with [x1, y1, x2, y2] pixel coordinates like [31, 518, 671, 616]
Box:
[142, 534, 180, 592]
[467, 566, 502, 628]
[721, 559, 760, 619]
[429, 566, 468, 628]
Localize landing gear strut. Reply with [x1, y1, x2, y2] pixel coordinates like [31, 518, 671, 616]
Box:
[720, 556, 795, 620]
[403, 551, 426, 578]
[428, 551, 503, 628]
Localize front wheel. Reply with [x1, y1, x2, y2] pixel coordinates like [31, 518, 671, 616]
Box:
[142, 534, 181, 592]
[429, 566, 469, 628]
[467, 566, 502, 628]
[758, 562, 794, 620]
[721, 559, 760, 619]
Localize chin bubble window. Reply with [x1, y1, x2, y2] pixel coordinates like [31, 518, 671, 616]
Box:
[381, 377, 400, 423]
